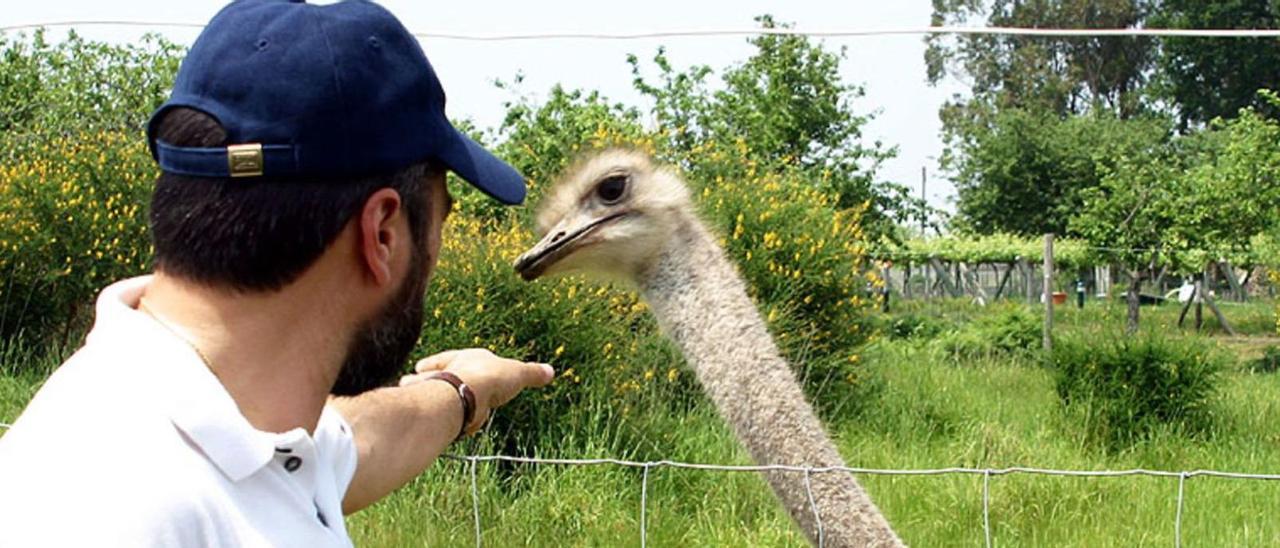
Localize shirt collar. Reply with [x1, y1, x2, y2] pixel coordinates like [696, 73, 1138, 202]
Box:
[90, 276, 280, 482]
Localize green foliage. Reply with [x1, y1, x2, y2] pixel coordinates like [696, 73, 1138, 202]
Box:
[0, 132, 156, 341]
[484, 81, 647, 217]
[931, 1, 1280, 249]
[0, 30, 181, 154]
[1068, 114, 1177, 275]
[1051, 335, 1223, 449]
[0, 31, 182, 341]
[927, 0, 1153, 119]
[927, 0, 1156, 216]
[418, 162, 880, 452]
[936, 306, 1040, 361]
[1248, 346, 1280, 374]
[948, 108, 1172, 237]
[879, 233, 1093, 269]
[0, 32, 883, 441]
[628, 16, 919, 236]
[945, 97, 1280, 276]
[1151, 0, 1280, 127]
[879, 312, 952, 340]
[1163, 105, 1280, 266]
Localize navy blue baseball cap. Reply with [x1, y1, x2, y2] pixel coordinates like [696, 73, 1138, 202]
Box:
[147, 0, 525, 205]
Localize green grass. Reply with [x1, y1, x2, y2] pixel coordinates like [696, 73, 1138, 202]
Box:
[4, 299, 1280, 546]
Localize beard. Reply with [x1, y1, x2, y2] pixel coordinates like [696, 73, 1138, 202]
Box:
[330, 246, 429, 396]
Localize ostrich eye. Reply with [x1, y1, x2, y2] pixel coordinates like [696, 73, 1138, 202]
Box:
[595, 175, 627, 204]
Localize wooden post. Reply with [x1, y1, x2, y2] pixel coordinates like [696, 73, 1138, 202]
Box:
[993, 262, 1013, 300]
[1219, 261, 1245, 302]
[930, 258, 961, 298]
[1204, 293, 1237, 336]
[1019, 257, 1035, 305]
[959, 262, 989, 306]
[1195, 271, 1205, 330]
[1125, 269, 1142, 335]
[923, 261, 932, 300]
[904, 263, 913, 300]
[1151, 265, 1168, 296]
[880, 264, 892, 313]
[1043, 234, 1055, 353]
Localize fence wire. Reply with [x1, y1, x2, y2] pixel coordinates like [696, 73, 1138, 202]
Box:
[440, 453, 1280, 548]
[0, 422, 1277, 545]
[6, 21, 1280, 40]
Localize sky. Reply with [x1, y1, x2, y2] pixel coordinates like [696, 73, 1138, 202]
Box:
[1, 0, 967, 214]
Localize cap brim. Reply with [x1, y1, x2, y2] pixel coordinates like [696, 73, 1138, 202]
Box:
[437, 128, 526, 205]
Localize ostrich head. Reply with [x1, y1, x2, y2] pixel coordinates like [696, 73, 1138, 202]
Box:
[514, 149, 692, 282]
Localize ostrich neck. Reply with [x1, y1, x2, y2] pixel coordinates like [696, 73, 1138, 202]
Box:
[637, 216, 808, 450]
[636, 214, 903, 547]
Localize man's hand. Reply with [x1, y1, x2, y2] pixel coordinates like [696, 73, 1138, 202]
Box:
[333, 349, 553, 514]
[399, 348, 554, 437]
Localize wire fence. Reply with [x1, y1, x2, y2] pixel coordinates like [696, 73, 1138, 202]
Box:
[2, 421, 1279, 546]
[434, 452, 1280, 548]
[6, 21, 1280, 40]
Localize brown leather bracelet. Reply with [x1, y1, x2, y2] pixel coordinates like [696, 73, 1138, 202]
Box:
[423, 371, 476, 441]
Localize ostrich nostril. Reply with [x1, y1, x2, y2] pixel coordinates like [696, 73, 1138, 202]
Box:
[551, 231, 566, 243]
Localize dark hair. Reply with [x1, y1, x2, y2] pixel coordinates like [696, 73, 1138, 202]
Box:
[149, 108, 436, 292]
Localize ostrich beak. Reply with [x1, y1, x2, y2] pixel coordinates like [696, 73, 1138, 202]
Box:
[514, 211, 628, 281]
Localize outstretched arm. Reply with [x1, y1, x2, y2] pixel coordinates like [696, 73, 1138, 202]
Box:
[330, 349, 555, 514]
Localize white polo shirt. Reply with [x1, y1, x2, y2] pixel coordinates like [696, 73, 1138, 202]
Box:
[0, 276, 359, 547]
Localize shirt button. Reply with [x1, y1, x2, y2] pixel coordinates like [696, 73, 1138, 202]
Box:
[284, 456, 302, 472]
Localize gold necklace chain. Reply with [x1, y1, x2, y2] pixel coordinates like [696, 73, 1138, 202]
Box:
[137, 298, 217, 370]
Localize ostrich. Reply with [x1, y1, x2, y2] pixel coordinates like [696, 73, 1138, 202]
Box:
[513, 150, 903, 547]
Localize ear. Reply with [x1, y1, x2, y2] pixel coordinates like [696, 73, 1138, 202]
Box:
[358, 188, 404, 287]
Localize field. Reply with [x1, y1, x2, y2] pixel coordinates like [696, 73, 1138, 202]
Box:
[4, 298, 1279, 547]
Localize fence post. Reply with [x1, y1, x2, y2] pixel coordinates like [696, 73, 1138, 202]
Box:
[470, 457, 483, 548]
[904, 263, 913, 300]
[1019, 257, 1034, 305]
[1043, 234, 1054, 353]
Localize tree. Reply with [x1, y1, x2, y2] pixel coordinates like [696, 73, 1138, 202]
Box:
[1069, 115, 1176, 332]
[629, 16, 920, 238]
[928, 1, 1159, 236]
[950, 107, 1171, 236]
[1150, 0, 1280, 128]
[1164, 97, 1280, 265]
[1070, 94, 1280, 333]
[927, 0, 1156, 119]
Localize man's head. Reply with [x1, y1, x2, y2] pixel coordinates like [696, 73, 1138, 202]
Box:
[146, 0, 524, 395]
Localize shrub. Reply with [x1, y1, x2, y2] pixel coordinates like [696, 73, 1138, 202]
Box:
[0, 131, 156, 343]
[1249, 345, 1280, 374]
[936, 306, 1040, 360]
[420, 128, 881, 453]
[0, 33, 883, 456]
[1051, 335, 1223, 450]
[0, 31, 178, 345]
[879, 312, 950, 340]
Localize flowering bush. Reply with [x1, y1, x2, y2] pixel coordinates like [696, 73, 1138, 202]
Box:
[0, 131, 154, 341]
[1, 32, 881, 451]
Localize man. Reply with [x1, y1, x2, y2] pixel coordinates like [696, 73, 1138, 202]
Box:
[0, 0, 553, 545]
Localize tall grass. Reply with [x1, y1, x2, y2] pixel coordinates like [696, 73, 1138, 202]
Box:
[4, 298, 1278, 546]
